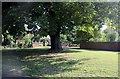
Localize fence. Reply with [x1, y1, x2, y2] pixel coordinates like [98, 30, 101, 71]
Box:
[80, 42, 120, 51]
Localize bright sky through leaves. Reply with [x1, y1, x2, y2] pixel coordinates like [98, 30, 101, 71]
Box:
[101, 25, 108, 31]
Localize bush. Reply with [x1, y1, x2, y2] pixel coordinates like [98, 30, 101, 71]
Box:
[23, 36, 32, 48]
[106, 31, 119, 42]
[89, 31, 119, 42]
[118, 36, 120, 42]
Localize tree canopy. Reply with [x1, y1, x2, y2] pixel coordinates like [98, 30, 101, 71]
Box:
[2, 2, 118, 50]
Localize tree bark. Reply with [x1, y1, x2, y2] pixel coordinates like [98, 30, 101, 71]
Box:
[43, 39, 45, 46]
[50, 33, 62, 51]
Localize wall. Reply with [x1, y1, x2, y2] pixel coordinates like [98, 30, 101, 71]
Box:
[32, 42, 48, 47]
[80, 42, 120, 51]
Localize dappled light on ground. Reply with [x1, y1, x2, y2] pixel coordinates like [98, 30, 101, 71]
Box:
[20, 54, 82, 77]
[2, 48, 118, 77]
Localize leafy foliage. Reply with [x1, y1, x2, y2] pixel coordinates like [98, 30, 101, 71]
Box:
[106, 31, 119, 42]
[60, 34, 67, 41]
[22, 35, 32, 48]
[2, 2, 119, 49]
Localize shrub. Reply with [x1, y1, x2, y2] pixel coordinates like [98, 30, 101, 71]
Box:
[23, 36, 32, 48]
[106, 31, 119, 42]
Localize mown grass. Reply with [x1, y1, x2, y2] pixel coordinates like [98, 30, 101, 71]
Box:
[2, 47, 119, 77]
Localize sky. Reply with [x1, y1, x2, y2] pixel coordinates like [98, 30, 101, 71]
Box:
[101, 25, 107, 31]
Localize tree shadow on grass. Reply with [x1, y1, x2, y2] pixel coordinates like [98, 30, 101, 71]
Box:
[2, 48, 88, 77]
[2, 48, 81, 56]
[20, 54, 91, 77]
[2, 49, 49, 55]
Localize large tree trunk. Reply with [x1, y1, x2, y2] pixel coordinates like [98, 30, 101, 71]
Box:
[50, 33, 62, 51]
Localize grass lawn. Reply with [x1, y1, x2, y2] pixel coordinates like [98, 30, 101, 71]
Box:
[2, 47, 119, 77]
